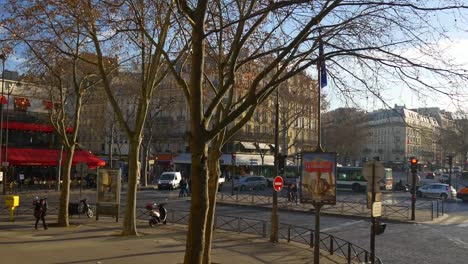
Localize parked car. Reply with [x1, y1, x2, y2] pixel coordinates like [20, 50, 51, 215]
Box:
[157, 172, 182, 190]
[457, 186, 468, 202]
[453, 166, 462, 173]
[456, 186, 468, 202]
[233, 176, 268, 191]
[439, 174, 449, 183]
[425, 172, 436, 179]
[416, 183, 456, 199]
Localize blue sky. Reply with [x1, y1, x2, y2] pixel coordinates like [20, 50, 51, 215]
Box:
[325, 8, 468, 113]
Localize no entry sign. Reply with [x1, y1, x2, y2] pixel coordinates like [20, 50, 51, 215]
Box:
[273, 176, 284, 192]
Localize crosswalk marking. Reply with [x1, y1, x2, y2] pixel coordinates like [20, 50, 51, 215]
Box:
[440, 216, 463, 225]
[428, 215, 468, 227]
[457, 220, 468, 228]
[321, 220, 364, 232]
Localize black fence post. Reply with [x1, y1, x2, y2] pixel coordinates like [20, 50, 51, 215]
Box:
[347, 243, 352, 264]
[287, 225, 291, 242]
[262, 221, 266, 238]
[310, 230, 314, 248]
[431, 201, 434, 220]
[330, 236, 334, 255]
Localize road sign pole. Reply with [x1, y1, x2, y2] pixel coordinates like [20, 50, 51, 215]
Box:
[313, 202, 322, 264]
[370, 162, 376, 264]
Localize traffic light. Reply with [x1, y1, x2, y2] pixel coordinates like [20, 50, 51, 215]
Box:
[375, 219, 386, 235]
[410, 157, 418, 173]
[278, 154, 287, 175]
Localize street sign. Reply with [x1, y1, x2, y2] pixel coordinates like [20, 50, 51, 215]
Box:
[372, 202, 382, 217]
[367, 192, 382, 209]
[273, 176, 284, 192]
[362, 160, 385, 181]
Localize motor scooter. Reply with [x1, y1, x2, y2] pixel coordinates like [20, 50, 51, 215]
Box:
[68, 198, 94, 218]
[146, 203, 167, 227]
[80, 199, 94, 218]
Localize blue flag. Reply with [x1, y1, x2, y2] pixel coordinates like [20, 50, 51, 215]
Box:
[318, 38, 327, 88]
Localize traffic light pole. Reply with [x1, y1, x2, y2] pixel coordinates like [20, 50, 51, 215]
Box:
[411, 170, 417, 221]
[447, 154, 453, 187]
[370, 163, 376, 264]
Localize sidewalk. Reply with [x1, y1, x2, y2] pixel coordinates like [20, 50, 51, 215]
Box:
[0, 216, 346, 264]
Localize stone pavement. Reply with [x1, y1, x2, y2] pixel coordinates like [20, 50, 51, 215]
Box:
[0, 216, 346, 264]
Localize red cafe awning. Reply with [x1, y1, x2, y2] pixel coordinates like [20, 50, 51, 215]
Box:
[1, 148, 106, 168]
[2, 121, 73, 133]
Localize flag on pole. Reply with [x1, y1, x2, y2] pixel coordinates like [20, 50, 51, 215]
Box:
[318, 38, 327, 88]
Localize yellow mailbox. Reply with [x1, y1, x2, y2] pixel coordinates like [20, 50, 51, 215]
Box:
[4, 195, 19, 222]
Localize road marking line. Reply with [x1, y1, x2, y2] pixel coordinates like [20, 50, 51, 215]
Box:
[441, 216, 462, 225]
[457, 219, 468, 228]
[449, 237, 468, 249]
[321, 220, 364, 232]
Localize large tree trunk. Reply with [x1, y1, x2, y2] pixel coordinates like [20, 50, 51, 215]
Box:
[57, 146, 75, 227]
[184, 145, 209, 264]
[122, 138, 140, 236]
[202, 148, 222, 264]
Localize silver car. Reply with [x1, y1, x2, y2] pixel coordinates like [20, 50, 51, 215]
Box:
[234, 176, 268, 191]
[416, 183, 456, 199]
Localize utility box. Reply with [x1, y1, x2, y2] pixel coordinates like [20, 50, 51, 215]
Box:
[5, 195, 19, 207]
[4, 195, 19, 222]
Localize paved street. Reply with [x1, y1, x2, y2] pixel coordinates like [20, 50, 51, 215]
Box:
[136, 188, 468, 264]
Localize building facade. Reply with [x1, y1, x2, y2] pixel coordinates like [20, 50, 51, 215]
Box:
[364, 105, 439, 164]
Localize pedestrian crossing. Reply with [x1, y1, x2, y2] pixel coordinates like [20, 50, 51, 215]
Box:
[425, 214, 468, 227]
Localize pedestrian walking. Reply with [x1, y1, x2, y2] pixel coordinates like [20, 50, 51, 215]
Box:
[34, 198, 48, 230]
[288, 183, 297, 203]
[179, 177, 188, 197]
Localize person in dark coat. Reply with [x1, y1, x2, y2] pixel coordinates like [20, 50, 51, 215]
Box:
[179, 177, 188, 197]
[34, 198, 48, 230]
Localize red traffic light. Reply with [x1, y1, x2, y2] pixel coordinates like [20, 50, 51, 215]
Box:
[410, 158, 418, 165]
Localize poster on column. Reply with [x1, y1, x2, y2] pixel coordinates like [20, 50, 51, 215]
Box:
[300, 152, 337, 205]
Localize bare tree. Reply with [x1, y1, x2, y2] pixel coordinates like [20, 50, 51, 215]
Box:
[1, 2, 109, 227]
[322, 107, 369, 164]
[80, 0, 177, 236]
[170, 1, 468, 263]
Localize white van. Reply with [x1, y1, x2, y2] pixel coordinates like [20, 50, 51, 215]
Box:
[157, 172, 182, 190]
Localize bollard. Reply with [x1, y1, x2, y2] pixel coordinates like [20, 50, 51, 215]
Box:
[330, 236, 334, 255]
[287, 225, 291, 242]
[437, 200, 439, 218]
